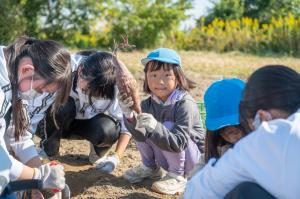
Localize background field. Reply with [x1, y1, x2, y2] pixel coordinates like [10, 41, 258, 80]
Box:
[51, 51, 300, 199]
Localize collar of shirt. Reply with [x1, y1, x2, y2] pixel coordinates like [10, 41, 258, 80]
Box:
[151, 89, 187, 106]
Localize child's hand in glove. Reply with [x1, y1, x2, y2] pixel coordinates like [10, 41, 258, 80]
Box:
[95, 154, 120, 173]
[117, 93, 135, 118]
[33, 162, 65, 190]
[136, 113, 157, 132]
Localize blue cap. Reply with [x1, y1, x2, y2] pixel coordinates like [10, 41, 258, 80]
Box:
[204, 78, 245, 131]
[141, 48, 181, 67]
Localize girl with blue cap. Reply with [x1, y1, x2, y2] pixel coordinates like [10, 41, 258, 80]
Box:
[203, 78, 246, 163]
[187, 78, 246, 179]
[185, 65, 300, 199]
[118, 48, 205, 195]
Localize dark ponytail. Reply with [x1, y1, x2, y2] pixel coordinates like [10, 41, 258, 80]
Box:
[240, 65, 300, 133]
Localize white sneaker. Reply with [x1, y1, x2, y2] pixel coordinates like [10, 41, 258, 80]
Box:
[151, 172, 187, 195]
[123, 164, 163, 183]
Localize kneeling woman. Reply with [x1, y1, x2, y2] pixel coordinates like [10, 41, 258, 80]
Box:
[38, 51, 131, 173]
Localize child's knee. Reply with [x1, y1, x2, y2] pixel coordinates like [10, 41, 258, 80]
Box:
[94, 114, 121, 146]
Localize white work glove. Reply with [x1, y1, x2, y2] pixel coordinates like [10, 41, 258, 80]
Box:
[117, 92, 135, 118]
[136, 113, 158, 132]
[33, 163, 65, 190]
[95, 154, 120, 173]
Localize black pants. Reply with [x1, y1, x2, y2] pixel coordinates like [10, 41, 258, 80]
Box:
[225, 182, 275, 199]
[36, 97, 121, 157]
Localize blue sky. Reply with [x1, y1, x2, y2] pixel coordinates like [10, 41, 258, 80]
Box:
[182, 0, 214, 29]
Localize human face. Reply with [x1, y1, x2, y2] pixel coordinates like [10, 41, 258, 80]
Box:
[220, 126, 244, 144]
[247, 109, 289, 131]
[146, 67, 177, 102]
[18, 57, 59, 93]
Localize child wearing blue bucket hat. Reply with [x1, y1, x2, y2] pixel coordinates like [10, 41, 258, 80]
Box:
[118, 48, 205, 195]
[186, 78, 246, 179]
[204, 78, 246, 162]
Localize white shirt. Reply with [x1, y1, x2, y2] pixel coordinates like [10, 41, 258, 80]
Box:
[184, 109, 300, 199]
[70, 85, 129, 134]
[0, 46, 12, 117]
[0, 145, 11, 194]
[0, 46, 37, 180]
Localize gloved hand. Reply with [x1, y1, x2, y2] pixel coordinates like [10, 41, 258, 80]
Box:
[95, 154, 120, 173]
[33, 163, 65, 190]
[117, 92, 135, 118]
[136, 113, 158, 132]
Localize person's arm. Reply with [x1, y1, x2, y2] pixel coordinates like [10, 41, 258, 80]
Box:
[93, 97, 132, 173]
[114, 133, 131, 158]
[18, 165, 35, 180]
[26, 156, 42, 168]
[4, 126, 39, 165]
[140, 99, 197, 152]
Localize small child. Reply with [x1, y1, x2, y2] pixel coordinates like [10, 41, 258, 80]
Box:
[118, 48, 205, 195]
[203, 78, 246, 163]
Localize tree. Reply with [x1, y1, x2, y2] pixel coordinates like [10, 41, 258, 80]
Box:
[0, 0, 191, 49]
[204, 0, 244, 25]
[204, 0, 300, 24]
[38, 0, 107, 46]
[243, 0, 300, 23]
[0, 0, 27, 44]
[106, 0, 192, 48]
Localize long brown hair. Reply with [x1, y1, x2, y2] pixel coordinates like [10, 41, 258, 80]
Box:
[4, 36, 72, 140]
[204, 129, 227, 163]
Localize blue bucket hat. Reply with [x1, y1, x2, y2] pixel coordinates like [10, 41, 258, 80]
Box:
[141, 48, 181, 67]
[204, 78, 245, 131]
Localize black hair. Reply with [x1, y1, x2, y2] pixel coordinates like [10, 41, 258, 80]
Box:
[77, 51, 117, 104]
[76, 49, 98, 57]
[143, 60, 196, 93]
[240, 65, 300, 133]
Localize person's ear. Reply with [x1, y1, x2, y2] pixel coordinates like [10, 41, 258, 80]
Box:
[18, 64, 34, 77]
[257, 110, 272, 122]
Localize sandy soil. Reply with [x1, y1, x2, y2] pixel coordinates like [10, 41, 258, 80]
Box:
[49, 139, 178, 199]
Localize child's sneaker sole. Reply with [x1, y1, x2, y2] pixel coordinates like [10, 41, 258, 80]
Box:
[123, 167, 164, 184]
[151, 183, 185, 195]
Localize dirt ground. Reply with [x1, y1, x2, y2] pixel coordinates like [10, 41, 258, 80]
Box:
[41, 51, 300, 198]
[52, 139, 177, 199]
